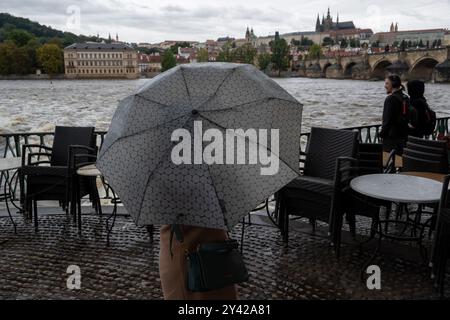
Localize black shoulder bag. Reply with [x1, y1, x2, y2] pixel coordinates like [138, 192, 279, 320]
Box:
[170, 224, 249, 292]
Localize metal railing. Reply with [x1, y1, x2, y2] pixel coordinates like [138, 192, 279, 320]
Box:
[1, 116, 449, 201]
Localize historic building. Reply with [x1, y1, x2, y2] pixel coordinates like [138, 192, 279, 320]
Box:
[245, 27, 258, 46]
[315, 7, 355, 32]
[64, 43, 139, 79]
[370, 27, 449, 47]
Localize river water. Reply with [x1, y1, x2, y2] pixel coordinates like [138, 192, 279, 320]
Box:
[1, 78, 449, 135]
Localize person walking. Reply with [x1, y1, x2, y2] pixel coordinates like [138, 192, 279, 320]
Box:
[379, 75, 409, 155]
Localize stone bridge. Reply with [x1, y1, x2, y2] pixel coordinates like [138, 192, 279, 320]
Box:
[299, 47, 450, 82]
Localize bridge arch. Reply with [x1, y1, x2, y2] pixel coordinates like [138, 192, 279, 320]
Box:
[344, 62, 357, 78]
[322, 62, 332, 74]
[371, 60, 392, 80]
[409, 57, 440, 81]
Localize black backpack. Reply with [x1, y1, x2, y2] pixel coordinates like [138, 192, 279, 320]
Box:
[422, 104, 437, 136]
[397, 93, 418, 130]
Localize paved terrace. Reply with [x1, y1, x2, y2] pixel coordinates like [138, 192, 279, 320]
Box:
[0, 205, 449, 300]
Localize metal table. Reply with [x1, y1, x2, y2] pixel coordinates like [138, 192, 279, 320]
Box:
[0, 157, 22, 234]
[350, 173, 443, 277]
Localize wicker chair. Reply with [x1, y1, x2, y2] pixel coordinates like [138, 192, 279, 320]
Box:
[278, 127, 358, 245]
[431, 174, 450, 296]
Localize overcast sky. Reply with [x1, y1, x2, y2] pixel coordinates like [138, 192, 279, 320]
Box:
[1, 0, 449, 43]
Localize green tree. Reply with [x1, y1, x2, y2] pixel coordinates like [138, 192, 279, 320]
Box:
[301, 36, 314, 46]
[308, 44, 322, 60]
[270, 32, 289, 76]
[24, 38, 40, 72]
[257, 53, 272, 71]
[0, 40, 31, 74]
[322, 37, 334, 46]
[6, 28, 34, 46]
[197, 48, 209, 62]
[233, 43, 257, 64]
[170, 42, 192, 55]
[37, 43, 63, 75]
[437, 39, 442, 47]
[400, 40, 407, 51]
[340, 38, 348, 48]
[47, 37, 64, 48]
[217, 41, 234, 62]
[161, 50, 177, 72]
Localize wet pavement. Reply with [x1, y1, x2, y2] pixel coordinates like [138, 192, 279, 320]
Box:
[0, 210, 448, 300]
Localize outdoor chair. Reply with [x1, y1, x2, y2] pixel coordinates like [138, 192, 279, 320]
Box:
[20, 126, 98, 231]
[430, 174, 450, 296]
[402, 149, 447, 173]
[277, 127, 358, 246]
[404, 136, 449, 173]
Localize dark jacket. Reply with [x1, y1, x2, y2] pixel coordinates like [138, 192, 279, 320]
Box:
[379, 90, 409, 142]
[407, 80, 428, 138]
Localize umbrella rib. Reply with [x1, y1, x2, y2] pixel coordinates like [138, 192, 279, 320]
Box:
[180, 67, 193, 107]
[200, 97, 301, 113]
[198, 113, 300, 175]
[135, 116, 192, 223]
[205, 164, 229, 230]
[98, 114, 189, 159]
[196, 67, 238, 110]
[135, 94, 174, 108]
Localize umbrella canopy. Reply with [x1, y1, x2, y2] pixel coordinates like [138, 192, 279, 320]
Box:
[97, 63, 303, 230]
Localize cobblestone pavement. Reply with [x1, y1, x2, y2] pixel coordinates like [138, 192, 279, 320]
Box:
[0, 212, 448, 300]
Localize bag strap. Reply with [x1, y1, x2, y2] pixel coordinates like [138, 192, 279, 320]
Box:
[169, 224, 188, 258]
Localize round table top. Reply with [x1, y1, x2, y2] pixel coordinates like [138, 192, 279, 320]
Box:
[0, 157, 21, 171]
[76, 164, 101, 177]
[350, 173, 443, 204]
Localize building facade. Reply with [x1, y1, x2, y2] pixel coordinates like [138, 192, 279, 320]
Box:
[370, 28, 448, 47]
[64, 43, 139, 79]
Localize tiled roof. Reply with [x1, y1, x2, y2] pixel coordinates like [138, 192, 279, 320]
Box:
[65, 43, 135, 50]
[375, 29, 447, 36]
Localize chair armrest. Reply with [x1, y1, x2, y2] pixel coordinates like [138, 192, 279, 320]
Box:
[27, 152, 52, 165]
[334, 156, 359, 190]
[73, 154, 98, 170]
[22, 144, 53, 166]
[69, 145, 97, 154]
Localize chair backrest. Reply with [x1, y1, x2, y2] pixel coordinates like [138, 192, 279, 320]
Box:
[51, 126, 96, 166]
[304, 127, 358, 180]
[403, 147, 448, 173]
[357, 143, 383, 175]
[406, 140, 449, 173]
[402, 153, 443, 173]
[408, 136, 447, 148]
[406, 142, 443, 155]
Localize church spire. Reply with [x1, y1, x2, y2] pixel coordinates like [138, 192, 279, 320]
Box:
[316, 14, 321, 32]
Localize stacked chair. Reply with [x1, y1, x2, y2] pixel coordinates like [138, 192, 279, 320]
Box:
[277, 127, 359, 253]
[20, 126, 100, 231]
